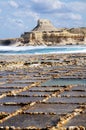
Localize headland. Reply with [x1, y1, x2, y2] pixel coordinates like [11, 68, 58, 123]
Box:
[0, 19, 86, 46]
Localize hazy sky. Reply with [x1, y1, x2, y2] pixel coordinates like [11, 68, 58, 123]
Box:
[0, 0, 86, 38]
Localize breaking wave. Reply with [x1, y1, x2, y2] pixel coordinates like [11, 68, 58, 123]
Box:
[0, 45, 86, 54]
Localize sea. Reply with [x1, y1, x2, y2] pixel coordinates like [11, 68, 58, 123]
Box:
[0, 45, 86, 55]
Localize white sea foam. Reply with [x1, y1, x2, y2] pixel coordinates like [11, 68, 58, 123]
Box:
[0, 45, 47, 51]
[0, 45, 86, 54]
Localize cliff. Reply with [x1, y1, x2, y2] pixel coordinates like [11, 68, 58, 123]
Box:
[68, 27, 86, 35]
[32, 19, 58, 32]
[21, 19, 86, 46]
[0, 19, 86, 46]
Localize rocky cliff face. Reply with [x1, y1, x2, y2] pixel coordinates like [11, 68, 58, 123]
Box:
[0, 19, 86, 46]
[32, 19, 58, 32]
[21, 19, 86, 46]
[68, 27, 86, 35]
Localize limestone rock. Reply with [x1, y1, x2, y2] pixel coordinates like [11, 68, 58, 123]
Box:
[21, 19, 86, 46]
[0, 19, 86, 46]
[32, 19, 58, 32]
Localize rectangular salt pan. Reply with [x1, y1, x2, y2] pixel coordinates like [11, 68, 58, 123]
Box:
[0, 96, 44, 103]
[0, 88, 20, 93]
[19, 91, 53, 96]
[0, 105, 21, 113]
[71, 85, 86, 91]
[64, 112, 86, 127]
[47, 97, 86, 104]
[0, 83, 31, 88]
[0, 114, 60, 128]
[25, 103, 78, 114]
[42, 79, 86, 86]
[60, 91, 86, 97]
[29, 86, 61, 91]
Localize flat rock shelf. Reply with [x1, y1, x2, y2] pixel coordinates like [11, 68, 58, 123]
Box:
[0, 53, 86, 130]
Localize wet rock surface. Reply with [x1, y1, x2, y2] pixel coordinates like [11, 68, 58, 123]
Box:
[0, 53, 86, 129]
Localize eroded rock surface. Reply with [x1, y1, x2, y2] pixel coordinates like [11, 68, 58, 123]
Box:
[21, 19, 86, 46]
[0, 19, 86, 46]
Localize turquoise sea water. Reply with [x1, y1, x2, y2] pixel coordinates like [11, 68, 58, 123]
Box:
[0, 45, 86, 54]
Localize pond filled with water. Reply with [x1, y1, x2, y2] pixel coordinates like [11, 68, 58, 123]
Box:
[0, 96, 44, 104]
[0, 105, 21, 113]
[42, 78, 86, 86]
[64, 112, 86, 127]
[0, 114, 60, 128]
[25, 103, 78, 114]
[47, 97, 86, 104]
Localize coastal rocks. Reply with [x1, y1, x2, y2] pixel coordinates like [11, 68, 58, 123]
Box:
[0, 54, 86, 79]
[0, 19, 86, 46]
[0, 38, 23, 46]
[21, 19, 86, 46]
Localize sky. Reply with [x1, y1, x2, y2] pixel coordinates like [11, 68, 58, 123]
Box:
[0, 0, 86, 39]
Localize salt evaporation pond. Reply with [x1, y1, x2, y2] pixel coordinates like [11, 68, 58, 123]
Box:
[41, 78, 86, 86]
